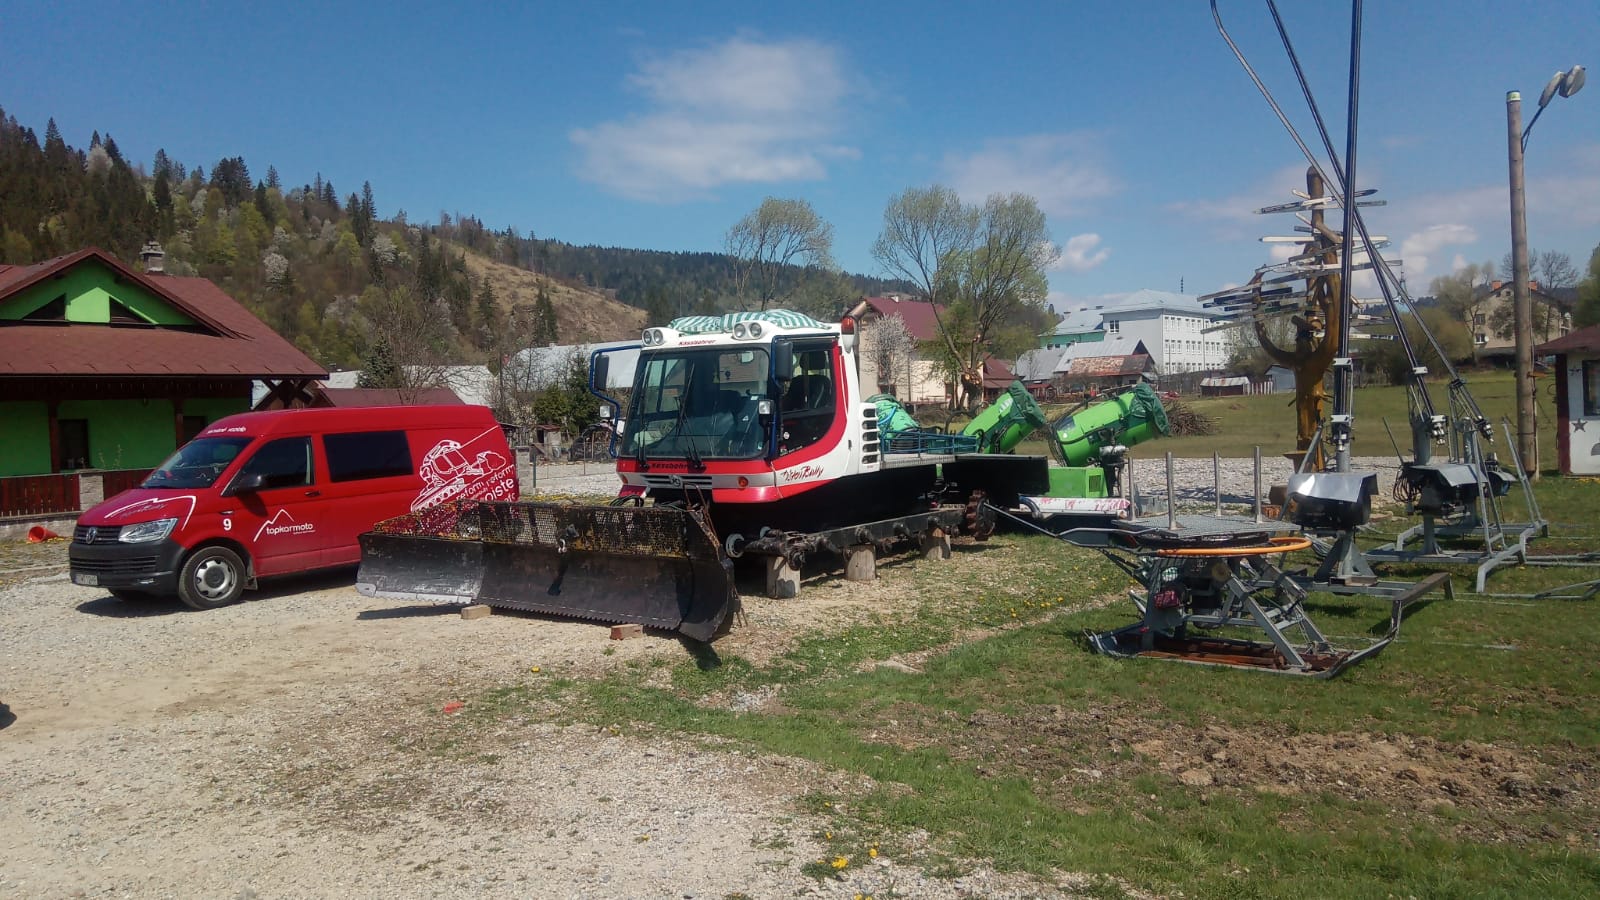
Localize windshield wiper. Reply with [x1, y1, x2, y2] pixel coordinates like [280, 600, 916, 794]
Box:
[674, 367, 706, 472]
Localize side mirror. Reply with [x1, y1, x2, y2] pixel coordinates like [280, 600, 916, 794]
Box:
[592, 354, 611, 391]
[224, 471, 266, 497]
[774, 343, 794, 383]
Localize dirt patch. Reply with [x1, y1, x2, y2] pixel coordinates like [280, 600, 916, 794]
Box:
[0, 537, 68, 589]
[892, 702, 1600, 846]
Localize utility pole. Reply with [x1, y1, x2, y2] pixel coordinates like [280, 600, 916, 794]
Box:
[1508, 65, 1587, 481]
[1506, 90, 1536, 480]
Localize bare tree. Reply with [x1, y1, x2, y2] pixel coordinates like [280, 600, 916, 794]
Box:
[875, 187, 1056, 410]
[725, 197, 836, 310]
[356, 284, 453, 404]
[871, 185, 978, 312]
[862, 313, 919, 397]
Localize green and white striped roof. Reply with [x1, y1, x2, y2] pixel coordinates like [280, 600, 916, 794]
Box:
[668, 309, 830, 335]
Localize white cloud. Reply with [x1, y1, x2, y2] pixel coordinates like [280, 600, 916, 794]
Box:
[1268, 243, 1298, 262]
[1167, 164, 1314, 226]
[571, 36, 856, 201]
[1051, 233, 1110, 272]
[1399, 223, 1477, 283]
[941, 133, 1118, 217]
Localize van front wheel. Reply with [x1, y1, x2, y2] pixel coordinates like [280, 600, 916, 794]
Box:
[177, 546, 246, 610]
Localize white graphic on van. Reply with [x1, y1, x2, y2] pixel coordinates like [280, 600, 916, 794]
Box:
[412, 428, 518, 511]
[106, 494, 198, 529]
[255, 509, 316, 540]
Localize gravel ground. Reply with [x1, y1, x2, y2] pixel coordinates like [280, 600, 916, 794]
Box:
[0, 455, 1366, 898]
[0, 532, 1102, 897]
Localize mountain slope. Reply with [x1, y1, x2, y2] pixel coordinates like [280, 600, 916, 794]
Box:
[459, 251, 646, 344]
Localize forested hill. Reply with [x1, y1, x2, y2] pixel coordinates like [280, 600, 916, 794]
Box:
[0, 106, 908, 374]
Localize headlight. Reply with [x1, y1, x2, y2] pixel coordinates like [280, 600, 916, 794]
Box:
[120, 518, 177, 543]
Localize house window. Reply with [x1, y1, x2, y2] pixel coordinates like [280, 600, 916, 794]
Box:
[180, 416, 208, 445]
[1584, 359, 1600, 418]
[1472, 313, 1486, 327]
[58, 419, 90, 471]
[1106, 320, 1120, 334]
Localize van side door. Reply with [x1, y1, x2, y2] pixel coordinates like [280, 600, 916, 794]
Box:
[318, 429, 418, 567]
[223, 436, 325, 577]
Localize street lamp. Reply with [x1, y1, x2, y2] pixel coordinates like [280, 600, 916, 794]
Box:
[1508, 64, 1585, 481]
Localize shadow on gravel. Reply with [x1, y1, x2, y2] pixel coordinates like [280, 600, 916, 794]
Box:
[75, 567, 361, 617]
[0, 702, 15, 730]
[677, 635, 722, 671]
[356, 605, 459, 620]
[75, 594, 186, 617]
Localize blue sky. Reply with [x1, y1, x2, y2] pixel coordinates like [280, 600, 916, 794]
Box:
[4, 1, 1597, 311]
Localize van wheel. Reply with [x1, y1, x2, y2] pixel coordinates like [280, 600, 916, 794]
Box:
[177, 546, 246, 610]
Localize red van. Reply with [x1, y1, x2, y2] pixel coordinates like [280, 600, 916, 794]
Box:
[68, 405, 519, 609]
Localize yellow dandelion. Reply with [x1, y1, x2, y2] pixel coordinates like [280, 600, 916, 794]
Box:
[831, 856, 850, 869]
[868, 847, 879, 859]
[824, 831, 832, 840]
[529, 666, 541, 673]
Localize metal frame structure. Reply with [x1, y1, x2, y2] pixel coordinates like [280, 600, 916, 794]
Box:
[1046, 513, 1451, 679]
[1207, 0, 1546, 595]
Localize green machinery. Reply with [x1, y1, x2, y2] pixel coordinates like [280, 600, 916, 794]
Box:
[873, 380, 1170, 524]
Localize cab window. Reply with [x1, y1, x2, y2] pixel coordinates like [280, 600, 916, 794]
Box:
[236, 437, 314, 490]
[779, 343, 836, 454]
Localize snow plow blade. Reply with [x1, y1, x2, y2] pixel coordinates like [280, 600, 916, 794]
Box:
[356, 500, 736, 642]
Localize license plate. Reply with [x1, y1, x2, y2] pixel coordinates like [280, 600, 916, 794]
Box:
[72, 572, 98, 586]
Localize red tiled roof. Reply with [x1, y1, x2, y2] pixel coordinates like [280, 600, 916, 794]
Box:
[981, 356, 1016, 388]
[0, 248, 326, 378]
[1537, 324, 1600, 355]
[317, 387, 464, 407]
[854, 296, 947, 342]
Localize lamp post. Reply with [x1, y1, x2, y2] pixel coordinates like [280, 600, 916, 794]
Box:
[1508, 64, 1585, 481]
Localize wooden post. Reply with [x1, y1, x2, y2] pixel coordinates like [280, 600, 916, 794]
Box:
[765, 556, 799, 599]
[844, 545, 876, 582]
[46, 400, 61, 473]
[919, 528, 951, 561]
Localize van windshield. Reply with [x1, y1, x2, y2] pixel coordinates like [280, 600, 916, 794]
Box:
[141, 437, 255, 489]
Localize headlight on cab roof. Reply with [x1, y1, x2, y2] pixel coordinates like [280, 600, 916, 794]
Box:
[119, 518, 177, 543]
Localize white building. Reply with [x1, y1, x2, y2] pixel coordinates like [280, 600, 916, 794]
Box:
[1048, 289, 1235, 375]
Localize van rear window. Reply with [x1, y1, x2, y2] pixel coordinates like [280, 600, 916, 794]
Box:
[324, 430, 413, 482]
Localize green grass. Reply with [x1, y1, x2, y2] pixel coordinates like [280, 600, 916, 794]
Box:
[442, 476, 1600, 898]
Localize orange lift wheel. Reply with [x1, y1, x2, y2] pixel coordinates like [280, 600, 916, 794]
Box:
[1155, 535, 1312, 558]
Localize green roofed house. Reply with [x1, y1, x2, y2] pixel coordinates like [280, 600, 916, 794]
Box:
[0, 246, 325, 517]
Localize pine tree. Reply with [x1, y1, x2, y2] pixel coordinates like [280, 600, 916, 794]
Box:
[533, 283, 558, 345]
[253, 180, 275, 226]
[347, 192, 367, 244]
[265, 165, 280, 189]
[153, 148, 172, 180]
[357, 337, 398, 388]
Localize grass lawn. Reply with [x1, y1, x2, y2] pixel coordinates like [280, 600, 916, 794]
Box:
[453, 475, 1600, 898]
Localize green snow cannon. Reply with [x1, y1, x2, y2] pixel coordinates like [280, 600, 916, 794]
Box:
[1053, 382, 1170, 466]
[962, 381, 1049, 454]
